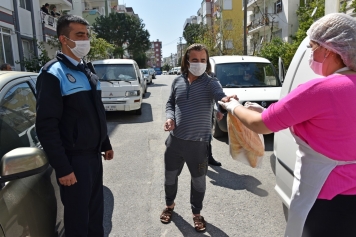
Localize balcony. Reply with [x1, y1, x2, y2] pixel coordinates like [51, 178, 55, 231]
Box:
[247, 17, 278, 35]
[242, 0, 264, 11]
[41, 12, 58, 37]
[40, 0, 72, 9]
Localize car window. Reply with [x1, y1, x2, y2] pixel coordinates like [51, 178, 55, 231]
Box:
[94, 64, 137, 81]
[215, 62, 281, 88]
[141, 69, 149, 75]
[0, 82, 38, 159]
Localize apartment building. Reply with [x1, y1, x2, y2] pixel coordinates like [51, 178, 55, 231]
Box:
[0, 0, 71, 71]
[245, 0, 299, 55]
[183, 15, 198, 30]
[212, 0, 244, 53]
[197, 0, 212, 26]
[146, 40, 162, 68]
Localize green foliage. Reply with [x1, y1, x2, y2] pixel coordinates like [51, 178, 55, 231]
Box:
[162, 64, 170, 71]
[133, 52, 147, 68]
[351, 0, 356, 12]
[93, 13, 150, 58]
[87, 33, 114, 61]
[183, 24, 207, 46]
[15, 41, 51, 72]
[258, 37, 292, 70]
[340, 1, 347, 13]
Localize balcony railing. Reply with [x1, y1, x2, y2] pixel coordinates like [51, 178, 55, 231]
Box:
[41, 11, 58, 29]
[247, 16, 270, 33]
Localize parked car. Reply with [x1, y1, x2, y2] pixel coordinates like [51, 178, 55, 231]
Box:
[162, 71, 167, 75]
[92, 59, 146, 115]
[0, 71, 64, 236]
[209, 55, 282, 138]
[141, 69, 152, 84]
[273, 36, 318, 213]
[148, 68, 156, 79]
[173, 67, 181, 75]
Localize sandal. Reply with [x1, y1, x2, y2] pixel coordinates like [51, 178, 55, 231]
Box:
[160, 207, 174, 224]
[193, 215, 206, 232]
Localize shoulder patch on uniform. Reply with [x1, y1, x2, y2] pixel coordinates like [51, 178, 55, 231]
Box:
[66, 73, 76, 83]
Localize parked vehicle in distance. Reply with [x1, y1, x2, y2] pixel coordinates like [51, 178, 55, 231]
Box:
[0, 71, 64, 236]
[168, 69, 174, 75]
[141, 69, 152, 84]
[162, 71, 167, 75]
[210, 55, 282, 138]
[154, 67, 162, 75]
[173, 66, 181, 75]
[273, 36, 319, 212]
[92, 59, 146, 115]
[148, 68, 156, 79]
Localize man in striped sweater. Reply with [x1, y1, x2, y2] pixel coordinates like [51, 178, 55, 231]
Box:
[160, 43, 237, 232]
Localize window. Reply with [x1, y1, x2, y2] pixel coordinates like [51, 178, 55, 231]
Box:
[22, 40, 34, 60]
[155, 49, 158, 51]
[0, 27, 14, 66]
[0, 82, 38, 159]
[19, 0, 26, 9]
[275, 0, 282, 13]
[224, 19, 233, 30]
[223, 0, 232, 10]
[225, 40, 233, 49]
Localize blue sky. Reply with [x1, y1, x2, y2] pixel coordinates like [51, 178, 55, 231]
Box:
[119, 0, 202, 58]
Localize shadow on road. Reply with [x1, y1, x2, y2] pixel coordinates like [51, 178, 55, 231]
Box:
[103, 186, 114, 237]
[207, 166, 268, 197]
[171, 212, 229, 237]
[143, 91, 151, 99]
[148, 83, 168, 87]
[105, 103, 153, 124]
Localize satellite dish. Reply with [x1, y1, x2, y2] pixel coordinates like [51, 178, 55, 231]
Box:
[311, 7, 317, 17]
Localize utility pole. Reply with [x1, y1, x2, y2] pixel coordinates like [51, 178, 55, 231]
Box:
[179, 37, 183, 65]
[170, 53, 173, 69]
[243, 0, 247, 55]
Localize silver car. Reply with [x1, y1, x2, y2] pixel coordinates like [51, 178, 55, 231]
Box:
[0, 71, 64, 236]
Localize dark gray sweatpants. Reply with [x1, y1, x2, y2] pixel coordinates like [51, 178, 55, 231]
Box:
[164, 134, 208, 214]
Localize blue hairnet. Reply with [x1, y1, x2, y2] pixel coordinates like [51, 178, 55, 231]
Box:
[307, 13, 356, 71]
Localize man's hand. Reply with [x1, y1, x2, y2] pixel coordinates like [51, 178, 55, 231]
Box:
[164, 119, 175, 131]
[103, 150, 114, 160]
[221, 94, 238, 102]
[58, 172, 77, 186]
[218, 98, 242, 114]
[216, 111, 224, 121]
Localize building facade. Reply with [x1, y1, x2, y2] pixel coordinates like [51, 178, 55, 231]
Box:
[146, 40, 162, 68]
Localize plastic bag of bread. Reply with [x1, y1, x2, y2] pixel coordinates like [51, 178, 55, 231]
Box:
[227, 112, 264, 168]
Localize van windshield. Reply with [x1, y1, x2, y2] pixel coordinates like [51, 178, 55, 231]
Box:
[94, 64, 137, 81]
[215, 63, 281, 88]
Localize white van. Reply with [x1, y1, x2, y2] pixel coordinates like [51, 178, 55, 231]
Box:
[210, 55, 282, 137]
[92, 59, 147, 115]
[273, 37, 319, 212]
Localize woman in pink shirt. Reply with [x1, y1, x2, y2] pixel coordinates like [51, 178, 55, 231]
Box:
[219, 13, 356, 237]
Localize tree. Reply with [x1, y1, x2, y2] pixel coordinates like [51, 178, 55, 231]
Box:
[162, 64, 170, 71]
[183, 24, 207, 46]
[87, 33, 114, 61]
[93, 13, 150, 58]
[258, 37, 292, 70]
[16, 41, 50, 72]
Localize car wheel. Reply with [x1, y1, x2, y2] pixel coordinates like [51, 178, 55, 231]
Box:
[212, 116, 225, 138]
[135, 107, 142, 115]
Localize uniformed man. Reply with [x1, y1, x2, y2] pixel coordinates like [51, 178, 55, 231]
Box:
[36, 15, 114, 237]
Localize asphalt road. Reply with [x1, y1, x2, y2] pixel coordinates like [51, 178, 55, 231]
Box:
[103, 74, 286, 237]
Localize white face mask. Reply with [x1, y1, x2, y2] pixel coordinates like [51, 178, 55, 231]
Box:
[188, 62, 207, 76]
[308, 47, 326, 76]
[65, 36, 90, 58]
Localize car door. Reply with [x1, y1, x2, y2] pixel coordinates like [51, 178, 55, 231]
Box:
[0, 76, 64, 237]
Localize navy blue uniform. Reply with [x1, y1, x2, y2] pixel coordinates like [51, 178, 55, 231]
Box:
[36, 52, 112, 237]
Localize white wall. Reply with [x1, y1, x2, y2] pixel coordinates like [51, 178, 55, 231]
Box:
[325, 0, 340, 14]
[0, 1, 13, 11]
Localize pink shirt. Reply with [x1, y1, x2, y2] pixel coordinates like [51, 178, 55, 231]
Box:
[262, 74, 356, 199]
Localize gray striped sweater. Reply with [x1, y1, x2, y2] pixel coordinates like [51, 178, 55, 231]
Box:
[166, 73, 226, 142]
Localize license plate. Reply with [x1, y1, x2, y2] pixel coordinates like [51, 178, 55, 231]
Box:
[105, 105, 116, 111]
